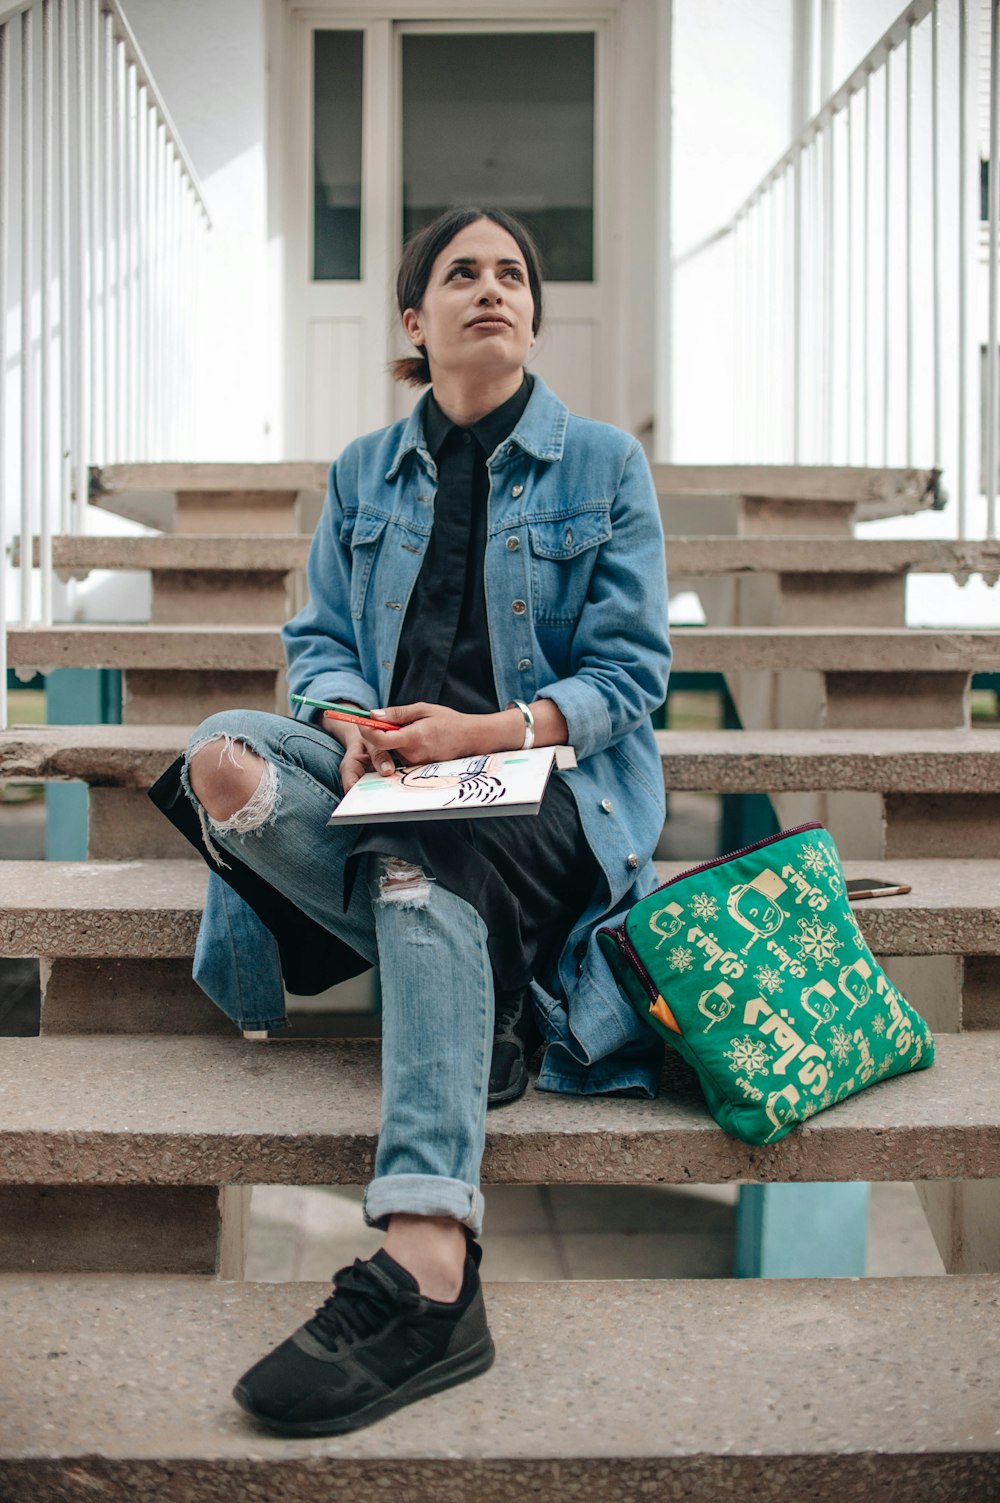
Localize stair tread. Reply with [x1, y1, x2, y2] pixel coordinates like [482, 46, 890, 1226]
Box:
[0, 1032, 997, 1185]
[41, 534, 310, 571]
[0, 857, 994, 958]
[90, 462, 329, 494]
[3, 723, 998, 792]
[667, 536, 1000, 575]
[650, 462, 938, 510]
[8, 623, 1000, 673]
[32, 534, 999, 577]
[0, 1272, 996, 1488]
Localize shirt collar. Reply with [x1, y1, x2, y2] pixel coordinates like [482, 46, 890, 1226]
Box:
[386, 371, 569, 479]
[423, 375, 532, 460]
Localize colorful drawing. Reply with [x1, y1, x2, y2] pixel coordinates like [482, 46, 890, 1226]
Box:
[396, 754, 504, 808]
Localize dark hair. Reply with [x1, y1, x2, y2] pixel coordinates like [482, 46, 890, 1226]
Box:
[390, 207, 544, 387]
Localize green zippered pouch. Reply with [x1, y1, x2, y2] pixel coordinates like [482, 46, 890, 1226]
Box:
[597, 822, 934, 1145]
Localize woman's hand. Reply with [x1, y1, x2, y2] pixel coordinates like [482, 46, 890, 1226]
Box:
[319, 718, 374, 792]
[357, 703, 484, 773]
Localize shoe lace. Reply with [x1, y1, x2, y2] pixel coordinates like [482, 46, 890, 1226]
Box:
[303, 1259, 420, 1349]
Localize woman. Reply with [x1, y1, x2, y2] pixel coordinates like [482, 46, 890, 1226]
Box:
[157, 207, 671, 1436]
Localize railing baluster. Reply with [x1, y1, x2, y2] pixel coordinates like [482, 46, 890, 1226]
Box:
[846, 91, 854, 464]
[40, 0, 54, 624]
[958, 0, 974, 541]
[114, 33, 125, 463]
[883, 48, 892, 467]
[0, 20, 9, 726]
[863, 68, 872, 465]
[793, 147, 803, 463]
[73, 0, 89, 529]
[57, 0, 71, 530]
[905, 16, 915, 468]
[986, 0, 992, 541]
[823, 116, 835, 462]
[20, 6, 35, 627]
[88, 0, 98, 462]
[930, 0, 942, 479]
[101, 7, 112, 461]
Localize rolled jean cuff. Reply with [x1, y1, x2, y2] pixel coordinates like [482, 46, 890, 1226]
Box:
[362, 1174, 485, 1238]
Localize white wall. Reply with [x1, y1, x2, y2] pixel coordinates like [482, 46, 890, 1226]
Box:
[125, 0, 277, 459]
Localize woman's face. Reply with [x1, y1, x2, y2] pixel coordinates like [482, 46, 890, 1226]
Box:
[402, 219, 536, 383]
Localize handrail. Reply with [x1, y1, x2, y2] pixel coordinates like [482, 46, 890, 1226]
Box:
[685, 0, 935, 247]
[0, 0, 211, 725]
[99, 0, 209, 224]
[671, 0, 994, 545]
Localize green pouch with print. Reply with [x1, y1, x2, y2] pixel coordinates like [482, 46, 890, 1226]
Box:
[597, 822, 934, 1145]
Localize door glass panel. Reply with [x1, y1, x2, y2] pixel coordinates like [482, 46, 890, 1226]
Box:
[401, 33, 595, 282]
[313, 30, 364, 281]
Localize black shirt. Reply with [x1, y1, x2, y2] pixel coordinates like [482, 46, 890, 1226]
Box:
[390, 377, 532, 712]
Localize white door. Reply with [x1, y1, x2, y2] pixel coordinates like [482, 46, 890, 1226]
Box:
[281, 6, 616, 459]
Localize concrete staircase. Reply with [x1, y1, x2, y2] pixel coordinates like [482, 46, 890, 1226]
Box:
[1, 462, 998, 1498]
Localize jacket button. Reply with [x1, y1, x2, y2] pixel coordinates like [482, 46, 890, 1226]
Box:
[517, 657, 532, 671]
[506, 536, 521, 551]
[511, 483, 524, 497]
[627, 853, 639, 870]
[512, 599, 527, 615]
[601, 798, 613, 813]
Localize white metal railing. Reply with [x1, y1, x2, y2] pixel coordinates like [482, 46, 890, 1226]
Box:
[675, 0, 999, 544]
[0, 0, 209, 724]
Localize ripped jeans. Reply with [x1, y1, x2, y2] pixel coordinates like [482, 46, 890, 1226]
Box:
[181, 709, 493, 1236]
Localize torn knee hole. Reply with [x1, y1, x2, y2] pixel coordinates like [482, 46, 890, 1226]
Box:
[377, 858, 433, 908]
[206, 758, 279, 834]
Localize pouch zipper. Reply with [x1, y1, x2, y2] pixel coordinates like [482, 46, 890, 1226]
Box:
[598, 821, 824, 1026]
[647, 819, 823, 898]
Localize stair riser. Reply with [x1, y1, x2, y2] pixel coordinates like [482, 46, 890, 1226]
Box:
[39, 958, 229, 1034]
[151, 572, 290, 627]
[122, 670, 281, 725]
[1, 1455, 995, 1503]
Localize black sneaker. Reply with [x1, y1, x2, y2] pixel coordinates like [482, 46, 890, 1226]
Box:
[488, 986, 542, 1108]
[233, 1240, 494, 1436]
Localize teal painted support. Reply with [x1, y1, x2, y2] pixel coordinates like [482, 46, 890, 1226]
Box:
[735, 1183, 870, 1278]
[45, 669, 122, 862]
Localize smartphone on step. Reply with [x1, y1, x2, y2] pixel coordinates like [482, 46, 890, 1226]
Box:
[846, 878, 913, 901]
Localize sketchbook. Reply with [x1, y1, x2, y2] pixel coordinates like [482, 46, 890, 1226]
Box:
[326, 745, 577, 825]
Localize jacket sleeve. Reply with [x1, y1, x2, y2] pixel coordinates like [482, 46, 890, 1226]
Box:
[535, 441, 671, 760]
[281, 454, 379, 722]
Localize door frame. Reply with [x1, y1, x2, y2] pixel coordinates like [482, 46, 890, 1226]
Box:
[269, 0, 655, 454]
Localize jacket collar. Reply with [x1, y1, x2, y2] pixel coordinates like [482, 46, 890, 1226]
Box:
[385, 372, 568, 480]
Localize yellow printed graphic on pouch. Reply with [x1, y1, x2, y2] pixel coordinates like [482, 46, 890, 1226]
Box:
[726, 869, 788, 954]
[648, 900, 684, 949]
[686, 925, 746, 978]
[741, 996, 832, 1095]
[781, 863, 830, 912]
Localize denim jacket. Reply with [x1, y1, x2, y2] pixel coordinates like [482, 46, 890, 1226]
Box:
[198, 375, 673, 1096]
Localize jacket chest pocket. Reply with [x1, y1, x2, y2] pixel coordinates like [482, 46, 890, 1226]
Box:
[527, 506, 612, 626]
[342, 510, 391, 619]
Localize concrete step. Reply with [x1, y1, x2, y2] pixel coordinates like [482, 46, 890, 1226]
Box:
[4, 723, 997, 794]
[0, 858, 994, 962]
[2, 1273, 995, 1503]
[0, 1032, 997, 1186]
[31, 533, 996, 580]
[7, 624, 1000, 676]
[668, 535, 1000, 582]
[650, 463, 939, 515]
[33, 533, 310, 573]
[89, 463, 328, 533]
